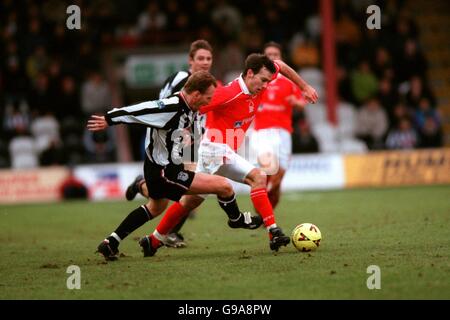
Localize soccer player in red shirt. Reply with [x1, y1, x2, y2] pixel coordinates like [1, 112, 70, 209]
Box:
[250, 41, 309, 209]
[137, 53, 318, 257]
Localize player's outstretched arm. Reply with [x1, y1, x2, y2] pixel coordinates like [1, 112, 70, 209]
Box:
[274, 59, 319, 104]
[286, 95, 308, 111]
[87, 115, 108, 132]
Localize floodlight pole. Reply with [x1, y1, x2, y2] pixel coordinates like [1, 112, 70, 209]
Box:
[321, 0, 338, 126]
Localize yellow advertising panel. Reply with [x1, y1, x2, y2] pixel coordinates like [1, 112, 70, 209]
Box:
[344, 148, 450, 187]
[0, 167, 69, 204]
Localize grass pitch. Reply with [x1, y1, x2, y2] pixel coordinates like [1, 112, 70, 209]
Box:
[1, 185, 449, 300]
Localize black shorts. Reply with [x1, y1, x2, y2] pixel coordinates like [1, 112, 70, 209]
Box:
[143, 158, 195, 201]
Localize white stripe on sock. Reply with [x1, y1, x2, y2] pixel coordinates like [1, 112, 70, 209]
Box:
[266, 224, 277, 232]
[218, 194, 236, 204]
[229, 212, 242, 222]
[141, 205, 152, 220]
[110, 232, 121, 243]
[153, 230, 167, 242]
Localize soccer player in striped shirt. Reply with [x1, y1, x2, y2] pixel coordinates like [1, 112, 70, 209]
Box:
[125, 39, 215, 248]
[88, 71, 262, 261]
[139, 53, 318, 255]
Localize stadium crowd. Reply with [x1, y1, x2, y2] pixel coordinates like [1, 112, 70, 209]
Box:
[0, 0, 443, 169]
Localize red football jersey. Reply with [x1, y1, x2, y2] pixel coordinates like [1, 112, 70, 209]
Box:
[200, 63, 280, 151]
[254, 74, 303, 133]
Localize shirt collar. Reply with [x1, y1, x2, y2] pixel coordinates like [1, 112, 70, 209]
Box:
[179, 91, 193, 112]
[238, 74, 251, 95]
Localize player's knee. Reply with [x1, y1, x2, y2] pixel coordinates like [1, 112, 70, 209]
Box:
[249, 168, 267, 189]
[268, 189, 280, 208]
[219, 180, 234, 198]
[180, 196, 203, 211]
[146, 202, 163, 217]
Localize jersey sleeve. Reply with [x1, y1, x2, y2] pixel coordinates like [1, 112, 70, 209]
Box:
[272, 61, 281, 80]
[159, 71, 190, 99]
[105, 97, 179, 128]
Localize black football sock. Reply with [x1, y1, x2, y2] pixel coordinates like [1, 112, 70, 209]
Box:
[108, 205, 153, 245]
[218, 194, 241, 220]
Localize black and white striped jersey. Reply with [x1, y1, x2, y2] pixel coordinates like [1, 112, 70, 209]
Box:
[159, 71, 191, 99]
[105, 93, 195, 166]
[159, 70, 205, 143]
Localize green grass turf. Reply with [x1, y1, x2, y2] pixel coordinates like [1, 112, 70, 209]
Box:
[0, 185, 449, 300]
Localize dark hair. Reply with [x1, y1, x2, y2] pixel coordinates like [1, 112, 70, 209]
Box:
[243, 53, 276, 77]
[183, 71, 217, 94]
[263, 41, 282, 52]
[189, 40, 213, 58]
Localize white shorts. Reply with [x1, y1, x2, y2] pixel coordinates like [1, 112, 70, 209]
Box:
[250, 128, 292, 170]
[196, 140, 255, 183]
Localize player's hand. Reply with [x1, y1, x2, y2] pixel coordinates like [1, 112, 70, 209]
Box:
[87, 115, 108, 131]
[303, 84, 319, 104]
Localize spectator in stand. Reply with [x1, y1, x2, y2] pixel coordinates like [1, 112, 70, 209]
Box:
[27, 72, 51, 114]
[59, 169, 88, 200]
[391, 15, 419, 64]
[8, 128, 38, 169]
[26, 45, 49, 83]
[418, 116, 443, 148]
[371, 47, 393, 79]
[211, 0, 242, 43]
[83, 126, 116, 163]
[292, 120, 319, 154]
[239, 15, 264, 56]
[414, 98, 443, 148]
[291, 37, 320, 69]
[2, 52, 29, 107]
[55, 75, 81, 120]
[30, 110, 62, 165]
[355, 98, 388, 150]
[81, 71, 112, 118]
[396, 39, 428, 83]
[3, 103, 31, 141]
[405, 76, 436, 109]
[191, 0, 212, 32]
[377, 77, 399, 114]
[350, 60, 379, 105]
[335, 12, 361, 47]
[386, 117, 418, 150]
[47, 59, 64, 114]
[136, 2, 167, 36]
[389, 102, 414, 130]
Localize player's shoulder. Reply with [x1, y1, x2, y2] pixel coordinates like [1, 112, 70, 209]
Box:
[215, 79, 242, 98]
[167, 70, 190, 85]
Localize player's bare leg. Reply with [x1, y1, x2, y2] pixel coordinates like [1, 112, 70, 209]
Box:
[267, 168, 285, 209]
[257, 152, 285, 209]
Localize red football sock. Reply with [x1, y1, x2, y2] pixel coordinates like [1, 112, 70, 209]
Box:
[153, 202, 189, 236]
[250, 188, 276, 229]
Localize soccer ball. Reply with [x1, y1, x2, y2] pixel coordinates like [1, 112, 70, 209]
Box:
[291, 223, 322, 252]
